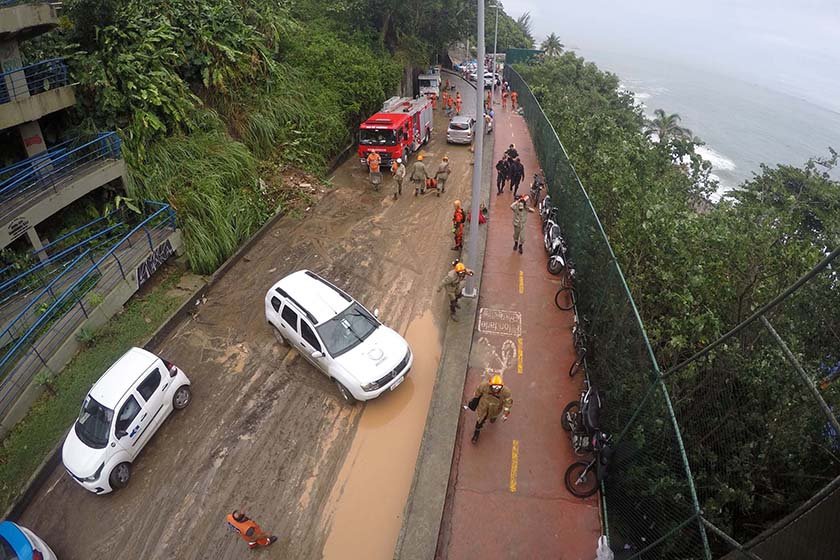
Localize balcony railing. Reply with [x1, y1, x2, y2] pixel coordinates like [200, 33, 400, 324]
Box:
[0, 132, 122, 208]
[0, 58, 69, 106]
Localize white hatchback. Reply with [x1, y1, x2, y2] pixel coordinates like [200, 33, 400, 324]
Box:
[62, 347, 191, 494]
[264, 270, 412, 403]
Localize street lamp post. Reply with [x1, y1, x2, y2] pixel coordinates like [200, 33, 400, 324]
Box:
[463, 0, 485, 298]
[491, 3, 499, 104]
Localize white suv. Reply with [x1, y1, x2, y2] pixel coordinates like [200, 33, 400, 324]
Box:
[62, 347, 191, 494]
[264, 270, 412, 403]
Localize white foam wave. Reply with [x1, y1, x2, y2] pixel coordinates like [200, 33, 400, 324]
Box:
[695, 145, 736, 171]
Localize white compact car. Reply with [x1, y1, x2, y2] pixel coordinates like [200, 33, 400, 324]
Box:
[62, 347, 191, 494]
[0, 521, 57, 560]
[447, 116, 476, 144]
[265, 270, 412, 403]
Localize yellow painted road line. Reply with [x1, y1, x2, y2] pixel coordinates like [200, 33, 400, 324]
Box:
[517, 337, 523, 374]
[510, 440, 520, 492]
[518, 270, 524, 293]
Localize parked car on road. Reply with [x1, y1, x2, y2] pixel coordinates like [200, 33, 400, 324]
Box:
[62, 347, 192, 494]
[447, 116, 476, 144]
[0, 521, 57, 560]
[265, 270, 412, 403]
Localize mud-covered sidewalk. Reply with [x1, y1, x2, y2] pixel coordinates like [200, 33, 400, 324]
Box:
[436, 91, 603, 559]
[16, 78, 479, 560]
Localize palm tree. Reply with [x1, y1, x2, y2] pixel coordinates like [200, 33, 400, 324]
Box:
[540, 33, 564, 57]
[516, 12, 535, 46]
[645, 109, 692, 142]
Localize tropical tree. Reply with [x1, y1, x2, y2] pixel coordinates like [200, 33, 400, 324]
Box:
[645, 108, 692, 142]
[515, 11, 534, 45]
[540, 33, 564, 57]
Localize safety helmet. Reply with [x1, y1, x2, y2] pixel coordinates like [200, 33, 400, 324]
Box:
[396, 158, 402, 163]
[489, 374, 504, 392]
[443, 155, 449, 161]
[454, 199, 461, 207]
[455, 262, 466, 273]
[418, 154, 424, 161]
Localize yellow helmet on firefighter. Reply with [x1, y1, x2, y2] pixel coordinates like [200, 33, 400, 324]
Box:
[489, 374, 504, 393]
[417, 154, 424, 161]
[455, 262, 466, 273]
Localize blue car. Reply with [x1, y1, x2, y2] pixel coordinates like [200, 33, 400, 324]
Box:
[0, 521, 56, 560]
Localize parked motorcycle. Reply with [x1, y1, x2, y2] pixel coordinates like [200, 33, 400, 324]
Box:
[561, 381, 603, 455]
[529, 173, 544, 207]
[564, 432, 612, 498]
[539, 193, 552, 224]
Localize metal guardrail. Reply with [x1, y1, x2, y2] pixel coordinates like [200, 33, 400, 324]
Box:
[0, 132, 121, 209]
[0, 202, 177, 418]
[0, 139, 73, 185]
[0, 58, 68, 105]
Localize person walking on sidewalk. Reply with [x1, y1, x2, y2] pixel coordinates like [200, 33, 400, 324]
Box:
[455, 92, 462, 115]
[495, 156, 510, 195]
[367, 151, 382, 189]
[468, 374, 513, 444]
[411, 154, 430, 195]
[435, 155, 452, 195]
[451, 199, 466, 250]
[505, 143, 519, 160]
[511, 194, 535, 254]
[501, 88, 508, 109]
[226, 510, 278, 550]
[510, 157, 525, 196]
[437, 262, 473, 321]
[391, 157, 406, 199]
[511, 90, 519, 110]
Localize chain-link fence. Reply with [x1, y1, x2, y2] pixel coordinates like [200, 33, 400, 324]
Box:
[505, 65, 840, 559]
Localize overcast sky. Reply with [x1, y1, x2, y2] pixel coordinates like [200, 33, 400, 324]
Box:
[505, 0, 840, 111]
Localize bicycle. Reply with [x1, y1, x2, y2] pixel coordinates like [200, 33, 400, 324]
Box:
[554, 264, 576, 311]
[568, 313, 588, 378]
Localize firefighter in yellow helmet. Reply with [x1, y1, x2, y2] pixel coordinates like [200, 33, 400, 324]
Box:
[469, 374, 513, 443]
[436, 261, 473, 320]
[411, 154, 430, 196]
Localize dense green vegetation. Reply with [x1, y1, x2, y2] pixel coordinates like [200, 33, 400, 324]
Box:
[19, 0, 408, 272]
[516, 54, 840, 549]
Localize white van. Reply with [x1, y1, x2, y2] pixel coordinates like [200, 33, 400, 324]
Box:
[62, 347, 191, 494]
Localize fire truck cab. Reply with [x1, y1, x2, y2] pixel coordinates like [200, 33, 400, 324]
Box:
[358, 96, 434, 168]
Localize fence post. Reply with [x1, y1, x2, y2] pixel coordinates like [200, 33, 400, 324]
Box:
[143, 225, 153, 250]
[760, 315, 840, 436]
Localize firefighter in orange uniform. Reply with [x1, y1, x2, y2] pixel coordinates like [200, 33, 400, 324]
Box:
[446, 94, 455, 117]
[441, 90, 449, 111]
[452, 199, 466, 250]
[501, 88, 508, 109]
[511, 90, 518, 110]
[486, 89, 492, 110]
[431, 92, 438, 109]
[226, 510, 278, 549]
[455, 92, 462, 115]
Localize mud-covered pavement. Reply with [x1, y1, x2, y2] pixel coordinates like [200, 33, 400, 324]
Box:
[19, 79, 478, 560]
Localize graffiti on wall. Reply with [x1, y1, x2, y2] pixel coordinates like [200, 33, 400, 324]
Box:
[136, 239, 174, 288]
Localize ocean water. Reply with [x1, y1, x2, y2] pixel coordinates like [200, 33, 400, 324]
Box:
[577, 48, 840, 196]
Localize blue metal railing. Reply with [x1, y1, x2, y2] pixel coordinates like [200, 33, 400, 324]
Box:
[0, 139, 74, 185]
[0, 58, 69, 105]
[0, 202, 178, 417]
[0, 220, 127, 301]
[0, 132, 122, 209]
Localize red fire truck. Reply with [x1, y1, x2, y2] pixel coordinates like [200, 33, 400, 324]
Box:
[358, 96, 434, 168]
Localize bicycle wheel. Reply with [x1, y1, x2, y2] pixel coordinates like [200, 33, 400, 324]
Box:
[555, 287, 575, 310]
[569, 358, 583, 378]
[561, 401, 579, 431]
[565, 461, 599, 498]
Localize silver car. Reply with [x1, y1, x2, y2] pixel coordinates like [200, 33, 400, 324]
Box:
[447, 116, 475, 144]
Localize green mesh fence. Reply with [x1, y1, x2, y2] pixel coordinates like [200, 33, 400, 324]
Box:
[505, 65, 840, 559]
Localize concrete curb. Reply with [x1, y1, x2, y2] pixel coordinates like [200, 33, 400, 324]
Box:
[394, 73, 493, 560]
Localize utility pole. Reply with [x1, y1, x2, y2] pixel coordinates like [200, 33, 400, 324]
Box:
[463, 0, 485, 298]
[491, 3, 499, 103]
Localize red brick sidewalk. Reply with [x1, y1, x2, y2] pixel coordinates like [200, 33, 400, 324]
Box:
[437, 93, 602, 559]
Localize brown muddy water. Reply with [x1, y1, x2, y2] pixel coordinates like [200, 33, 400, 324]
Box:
[322, 310, 442, 559]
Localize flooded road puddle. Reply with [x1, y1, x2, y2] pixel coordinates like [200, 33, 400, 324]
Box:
[321, 310, 442, 559]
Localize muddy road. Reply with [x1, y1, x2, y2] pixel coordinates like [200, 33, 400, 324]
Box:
[18, 78, 478, 559]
